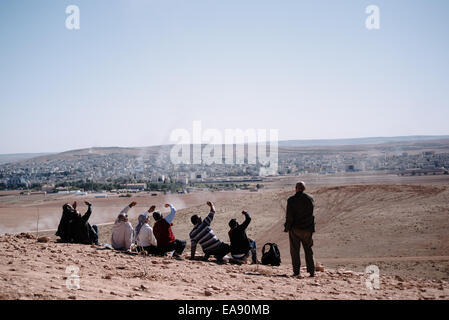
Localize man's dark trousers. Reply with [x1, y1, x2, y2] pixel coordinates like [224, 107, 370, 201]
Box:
[289, 228, 314, 275]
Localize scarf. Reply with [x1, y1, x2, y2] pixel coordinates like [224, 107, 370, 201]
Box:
[135, 212, 148, 237]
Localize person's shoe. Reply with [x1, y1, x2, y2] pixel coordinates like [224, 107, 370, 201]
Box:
[173, 253, 184, 260]
[309, 272, 315, 278]
[291, 273, 300, 278]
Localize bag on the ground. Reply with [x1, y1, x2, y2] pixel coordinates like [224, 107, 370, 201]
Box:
[261, 242, 281, 266]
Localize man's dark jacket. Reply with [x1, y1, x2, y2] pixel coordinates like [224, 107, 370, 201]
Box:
[57, 205, 97, 244]
[228, 212, 251, 255]
[285, 191, 315, 232]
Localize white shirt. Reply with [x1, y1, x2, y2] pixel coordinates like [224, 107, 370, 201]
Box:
[111, 205, 134, 250]
[136, 223, 157, 247]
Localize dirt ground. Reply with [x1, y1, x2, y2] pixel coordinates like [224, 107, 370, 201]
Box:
[1, 174, 449, 299]
[0, 234, 447, 300]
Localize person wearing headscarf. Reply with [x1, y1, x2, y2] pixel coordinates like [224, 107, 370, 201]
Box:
[56, 202, 79, 242]
[135, 205, 158, 255]
[56, 201, 98, 245]
[111, 201, 137, 250]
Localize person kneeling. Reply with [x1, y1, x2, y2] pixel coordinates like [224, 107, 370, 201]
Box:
[228, 210, 258, 264]
[190, 201, 231, 263]
[153, 204, 186, 259]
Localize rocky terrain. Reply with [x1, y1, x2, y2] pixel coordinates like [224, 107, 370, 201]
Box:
[0, 233, 447, 300]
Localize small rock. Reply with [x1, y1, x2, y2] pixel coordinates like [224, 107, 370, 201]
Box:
[37, 237, 50, 243]
[315, 265, 325, 272]
[68, 296, 76, 300]
[140, 284, 148, 291]
[204, 290, 213, 296]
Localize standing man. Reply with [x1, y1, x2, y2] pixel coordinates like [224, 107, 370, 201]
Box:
[284, 181, 315, 277]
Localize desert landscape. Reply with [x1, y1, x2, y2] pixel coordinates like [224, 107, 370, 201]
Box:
[1, 173, 448, 300]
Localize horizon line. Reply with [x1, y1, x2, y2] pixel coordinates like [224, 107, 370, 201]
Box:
[2, 134, 449, 156]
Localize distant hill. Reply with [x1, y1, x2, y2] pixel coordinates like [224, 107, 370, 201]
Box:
[0, 153, 54, 165]
[278, 135, 449, 147]
[2, 135, 449, 165]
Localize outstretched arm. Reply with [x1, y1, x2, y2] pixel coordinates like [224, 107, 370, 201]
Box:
[81, 201, 92, 223]
[120, 201, 137, 215]
[164, 204, 176, 224]
[240, 210, 252, 230]
[203, 201, 216, 225]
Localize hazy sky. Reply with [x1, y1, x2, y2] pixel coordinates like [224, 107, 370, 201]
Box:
[1, 0, 449, 154]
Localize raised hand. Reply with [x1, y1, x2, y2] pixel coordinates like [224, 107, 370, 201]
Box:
[72, 201, 77, 209]
[207, 201, 215, 212]
[164, 203, 170, 208]
[129, 201, 137, 208]
[148, 205, 156, 213]
[242, 210, 247, 215]
[84, 201, 92, 206]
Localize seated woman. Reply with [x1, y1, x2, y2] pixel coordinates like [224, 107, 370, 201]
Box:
[56, 202, 79, 242]
[56, 201, 99, 245]
[135, 206, 158, 255]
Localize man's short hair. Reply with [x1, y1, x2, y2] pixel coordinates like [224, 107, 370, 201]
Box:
[117, 212, 128, 221]
[228, 219, 238, 229]
[153, 211, 162, 221]
[191, 214, 200, 225]
[296, 181, 306, 191]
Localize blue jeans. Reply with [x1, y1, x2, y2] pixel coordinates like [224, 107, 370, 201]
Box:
[249, 239, 257, 264]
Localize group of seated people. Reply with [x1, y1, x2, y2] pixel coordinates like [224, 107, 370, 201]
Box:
[56, 200, 258, 264]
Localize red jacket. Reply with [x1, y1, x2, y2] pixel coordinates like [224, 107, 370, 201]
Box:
[153, 219, 175, 247]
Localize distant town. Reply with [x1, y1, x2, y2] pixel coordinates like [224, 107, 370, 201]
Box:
[1, 139, 448, 193]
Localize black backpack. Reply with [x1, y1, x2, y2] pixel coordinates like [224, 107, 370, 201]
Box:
[261, 243, 281, 266]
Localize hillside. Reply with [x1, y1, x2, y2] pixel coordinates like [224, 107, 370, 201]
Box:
[0, 233, 447, 300]
[32, 183, 449, 281]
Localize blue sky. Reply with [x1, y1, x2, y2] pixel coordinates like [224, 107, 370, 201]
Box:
[1, 0, 449, 153]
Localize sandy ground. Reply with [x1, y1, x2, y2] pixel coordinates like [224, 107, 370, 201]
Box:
[1, 175, 449, 299]
[0, 234, 447, 300]
[12, 181, 449, 281]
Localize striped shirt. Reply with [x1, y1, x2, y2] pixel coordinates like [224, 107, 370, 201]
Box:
[189, 211, 222, 253]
